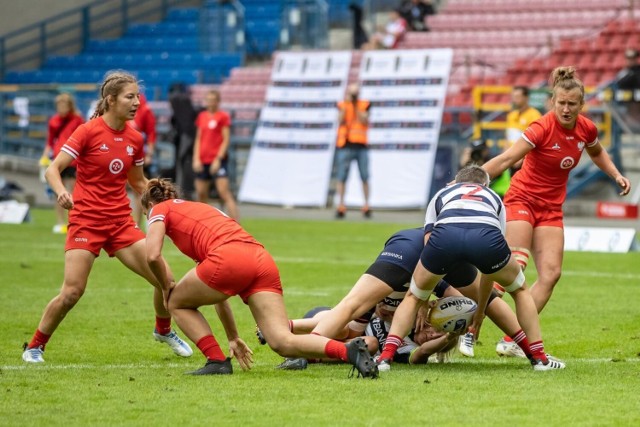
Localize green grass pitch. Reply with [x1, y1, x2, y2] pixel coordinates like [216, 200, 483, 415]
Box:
[1, 209, 639, 426]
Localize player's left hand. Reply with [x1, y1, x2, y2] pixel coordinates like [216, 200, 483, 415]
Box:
[616, 175, 631, 196]
[229, 338, 254, 371]
[209, 158, 221, 175]
[57, 191, 73, 210]
[162, 281, 175, 310]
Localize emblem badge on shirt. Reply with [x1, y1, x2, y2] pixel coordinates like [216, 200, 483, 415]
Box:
[560, 156, 575, 169]
[551, 143, 561, 150]
[109, 159, 124, 174]
[208, 119, 218, 129]
[126, 145, 134, 156]
[99, 144, 109, 152]
[577, 141, 585, 151]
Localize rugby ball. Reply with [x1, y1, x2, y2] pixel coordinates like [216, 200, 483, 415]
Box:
[428, 296, 477, 333]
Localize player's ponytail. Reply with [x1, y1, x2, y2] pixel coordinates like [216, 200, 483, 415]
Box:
[90, 70, 139, 119]
[549, 66, 584, 102]
[141, 178, 181, 209]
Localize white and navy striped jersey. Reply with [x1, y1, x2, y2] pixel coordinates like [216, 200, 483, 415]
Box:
[424, 182, 505, 234]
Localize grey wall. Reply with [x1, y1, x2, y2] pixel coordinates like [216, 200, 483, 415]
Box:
[0, 0, 96, 36]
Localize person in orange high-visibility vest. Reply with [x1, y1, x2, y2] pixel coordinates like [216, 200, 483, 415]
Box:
[335, 84, 371, 218]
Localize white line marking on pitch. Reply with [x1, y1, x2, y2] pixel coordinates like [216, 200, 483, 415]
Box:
[2, 358, 638, 371]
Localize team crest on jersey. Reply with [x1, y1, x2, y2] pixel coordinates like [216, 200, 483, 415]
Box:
[208, 119, 218, 129]
[109, 158, 124, 174]
[560, 156, 575, 169]
[126, 145, 134, 156]
[552, 143, 561, 150]
[577, 141, 585, 151]
[99, 144, 109, 152]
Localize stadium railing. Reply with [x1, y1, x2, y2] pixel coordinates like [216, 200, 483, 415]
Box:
[0, 0, 199, 81]
[280, 0, 329, 50]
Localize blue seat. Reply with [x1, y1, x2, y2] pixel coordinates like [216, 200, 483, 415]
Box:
[165, 7, 199, 22]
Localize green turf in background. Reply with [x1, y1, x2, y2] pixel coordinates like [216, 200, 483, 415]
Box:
[1, 209, 639, 426]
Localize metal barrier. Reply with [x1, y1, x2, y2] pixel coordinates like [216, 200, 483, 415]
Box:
[281, 0, 329, 50]
[200, 0, 245, 57]
[0, 0, 197, 80]
[469, 84, 638, 199]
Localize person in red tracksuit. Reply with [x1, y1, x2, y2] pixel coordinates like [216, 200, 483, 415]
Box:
[42, 93, 84, 233]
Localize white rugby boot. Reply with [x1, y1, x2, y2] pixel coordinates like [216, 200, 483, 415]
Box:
[153, 330, 193, 357]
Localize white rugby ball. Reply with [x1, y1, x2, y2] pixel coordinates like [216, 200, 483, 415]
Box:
[428, 296, 477, 333]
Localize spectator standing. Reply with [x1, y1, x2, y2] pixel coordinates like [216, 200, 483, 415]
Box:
[615, 48, 640, 131]
[505, 86, 542, 173]
[398, 0, 435, 32]
[335, 84, 371, 218]
[41, 93, 84, 234]
[169, 83, 198, 199]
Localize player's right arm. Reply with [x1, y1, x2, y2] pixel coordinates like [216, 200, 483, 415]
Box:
[215, 301, 254, 370]
[45, 151, 75, 210]
[145, 218, 172, 303]
[482, 138, 532, 180]
[409, 333, 453, 365]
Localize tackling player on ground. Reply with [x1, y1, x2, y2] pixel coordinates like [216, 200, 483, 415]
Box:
[377, 165, 565, 371]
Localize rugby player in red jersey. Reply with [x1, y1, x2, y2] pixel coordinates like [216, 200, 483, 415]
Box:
[482, 66, 631, 356]
[22, 71, 192, 363]
[192, 90, 239, 220]
[140, 178, 378, 378]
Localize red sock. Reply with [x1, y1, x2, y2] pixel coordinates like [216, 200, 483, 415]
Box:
[529, 340, 548, 363]
[155, 316, 172, 335]
[378, 334, 403, 362]
[324, 339, 348, 361]
[28, 329, 51, 350]
[503, 335, 513, 342]
[510, 329, 531, 357]
[196, 335, 226, 361]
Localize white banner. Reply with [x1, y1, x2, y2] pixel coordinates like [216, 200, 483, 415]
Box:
[0, 200, 30, 224]
[341, 49, 453, 209]
[564, 226, 637, 253]
[239, 51, 352, 206]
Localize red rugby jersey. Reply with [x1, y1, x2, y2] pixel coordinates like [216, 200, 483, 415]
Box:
[508, 112, 598, 209]
[61, 117, 144, 222]
[195, 110, 231, 163]
[147, 199, 258, 263]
